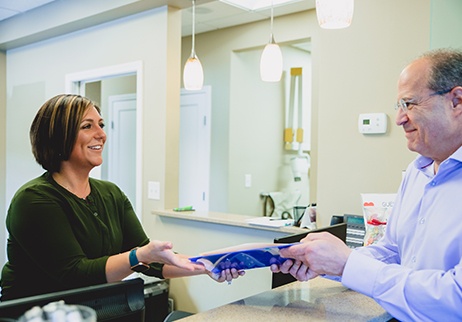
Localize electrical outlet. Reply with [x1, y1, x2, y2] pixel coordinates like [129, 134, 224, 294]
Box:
[148, 181, 160, 200]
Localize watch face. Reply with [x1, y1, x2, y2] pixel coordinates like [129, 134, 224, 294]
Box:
[131, 263, 150, 273]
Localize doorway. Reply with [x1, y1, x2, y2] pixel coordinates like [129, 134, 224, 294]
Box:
[65, 62, 143, 218]
[107, 93, 137, 212]
[179, 86, 211, 211]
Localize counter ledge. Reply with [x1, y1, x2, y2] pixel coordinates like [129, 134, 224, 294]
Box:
[152, 209, 307, 234]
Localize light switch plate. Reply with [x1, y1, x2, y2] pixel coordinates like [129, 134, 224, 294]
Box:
[148, 181, 160, 200]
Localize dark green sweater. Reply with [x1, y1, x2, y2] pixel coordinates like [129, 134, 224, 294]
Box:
[0, 172, 163, 301]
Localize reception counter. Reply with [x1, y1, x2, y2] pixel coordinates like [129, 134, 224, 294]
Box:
[149, 210, 308, 313]
[182, 277, 393, 321]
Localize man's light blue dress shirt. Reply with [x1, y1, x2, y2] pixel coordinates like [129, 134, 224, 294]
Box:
[342, 147, 462, 321]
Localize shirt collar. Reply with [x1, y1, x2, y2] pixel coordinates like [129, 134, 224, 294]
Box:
[414, 145, 462, 171]
[414, 155, 434, 171]
[450, 145, 462, 163]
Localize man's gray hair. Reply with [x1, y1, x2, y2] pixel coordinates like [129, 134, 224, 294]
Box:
[421, 48, 462, 92]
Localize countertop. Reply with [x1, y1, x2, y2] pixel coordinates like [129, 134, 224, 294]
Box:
[152, 209, 307, 234]
[181, 277, 392, 322]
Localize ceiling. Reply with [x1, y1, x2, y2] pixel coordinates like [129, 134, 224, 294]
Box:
[0, 0, 55, 21]
[0, 0, 315, 36]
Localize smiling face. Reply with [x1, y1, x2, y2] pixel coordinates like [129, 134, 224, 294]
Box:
[67, 105, 106, 172]
[395, 58, 461, 163]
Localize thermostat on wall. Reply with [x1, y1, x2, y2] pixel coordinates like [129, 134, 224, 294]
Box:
[358, 113, 387, 134]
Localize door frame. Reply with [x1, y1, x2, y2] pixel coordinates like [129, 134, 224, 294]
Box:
[65, 61, 143, 217]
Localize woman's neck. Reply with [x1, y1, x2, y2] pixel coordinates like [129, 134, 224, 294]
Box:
[52, 169, 91, 199]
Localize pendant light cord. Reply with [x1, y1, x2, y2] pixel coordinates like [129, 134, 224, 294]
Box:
[269, 0, 275, 43]
[191, 0, 196, 57]
[270, 3, 274, 34]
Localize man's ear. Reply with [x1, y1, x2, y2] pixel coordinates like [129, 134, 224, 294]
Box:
[451, 86, 462, 110]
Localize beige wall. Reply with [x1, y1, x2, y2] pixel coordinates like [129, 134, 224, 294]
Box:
[183, 0, 432, 226]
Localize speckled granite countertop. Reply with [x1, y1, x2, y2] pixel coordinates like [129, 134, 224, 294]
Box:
[181, 277, 392, 322]
[152, 209, 307, 234]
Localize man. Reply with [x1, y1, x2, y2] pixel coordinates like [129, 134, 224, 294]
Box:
[272, 48, 462, 321]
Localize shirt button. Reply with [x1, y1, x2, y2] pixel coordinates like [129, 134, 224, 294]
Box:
[93, 212, 98, 217]
[419, 218, 425, 224]
[411, 256, 416, 263]
[431, 181, 436, 186]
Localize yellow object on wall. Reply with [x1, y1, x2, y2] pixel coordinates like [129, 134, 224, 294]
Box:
[285, 67, 303, 150]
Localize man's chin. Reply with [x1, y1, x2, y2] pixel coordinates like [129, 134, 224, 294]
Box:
[406, 141, 418, 153]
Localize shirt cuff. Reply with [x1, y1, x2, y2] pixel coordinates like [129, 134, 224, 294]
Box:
[145, 263, 165, 279]
[342, 250, 385, 297]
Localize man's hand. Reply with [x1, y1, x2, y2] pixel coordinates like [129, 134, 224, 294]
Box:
[270, 232, 352, 281]
[270, 258, 319, 281]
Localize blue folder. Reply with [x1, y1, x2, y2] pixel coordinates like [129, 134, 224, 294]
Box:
[189, 243, 296, 274]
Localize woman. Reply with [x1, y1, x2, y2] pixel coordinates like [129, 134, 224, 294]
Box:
[0, 94, 242, 301]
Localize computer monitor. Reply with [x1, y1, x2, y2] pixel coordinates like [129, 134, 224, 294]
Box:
[0, 278, 145, 322]
[271, 223, 347, 289]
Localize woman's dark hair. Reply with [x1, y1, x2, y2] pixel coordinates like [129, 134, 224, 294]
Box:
[30, 94, 100, 173]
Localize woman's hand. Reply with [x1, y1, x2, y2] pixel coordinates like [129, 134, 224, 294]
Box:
[207, 268, 245, 284]
[138, 240, 204, 271]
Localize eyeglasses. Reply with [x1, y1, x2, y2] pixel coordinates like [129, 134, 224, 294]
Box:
[395, 88, 453, 113]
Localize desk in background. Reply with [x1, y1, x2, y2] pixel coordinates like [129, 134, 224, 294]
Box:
[182, 277, 392, 321]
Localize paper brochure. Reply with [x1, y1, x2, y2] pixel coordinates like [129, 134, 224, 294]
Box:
[189, 242, 296, 274]
[245, 217, 294, 227]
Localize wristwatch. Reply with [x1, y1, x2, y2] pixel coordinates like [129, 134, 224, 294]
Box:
[129, 248, 150, 272]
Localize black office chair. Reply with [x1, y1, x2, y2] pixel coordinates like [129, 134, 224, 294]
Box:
[271, 222, 347, 289]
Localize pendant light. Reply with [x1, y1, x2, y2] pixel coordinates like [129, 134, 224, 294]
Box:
[316, 0, 354, 29]
[260, 2, 283, 82]
[183, 0, 204, 90]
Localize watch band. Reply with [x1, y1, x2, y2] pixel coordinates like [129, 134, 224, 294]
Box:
[129, 248, 140, 267]
[129, 248, 150, 272]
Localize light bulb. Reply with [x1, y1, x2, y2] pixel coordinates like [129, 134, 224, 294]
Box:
[183, 55, 204, 90]
[260, 41, 283, 82]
